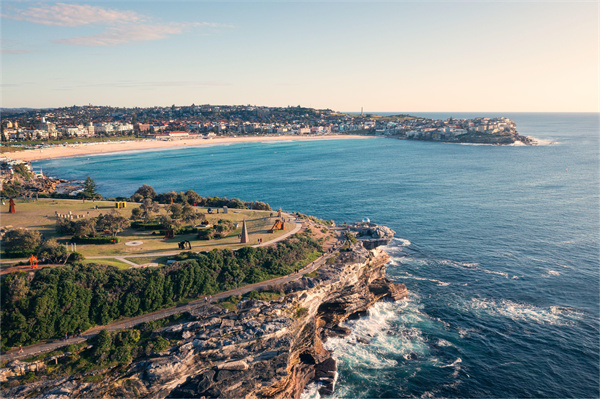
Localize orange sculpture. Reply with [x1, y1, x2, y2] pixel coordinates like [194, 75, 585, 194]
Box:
[29, 255, 38, 269]
[9, 197, 16, 213]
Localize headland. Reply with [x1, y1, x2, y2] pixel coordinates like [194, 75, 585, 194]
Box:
[0, 212, 405, 398]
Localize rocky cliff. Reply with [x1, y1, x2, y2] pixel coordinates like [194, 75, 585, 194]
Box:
[1, 228, 406, 399]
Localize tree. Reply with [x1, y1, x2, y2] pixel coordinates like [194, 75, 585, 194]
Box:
[133, 184, 157, 200]
[130, 207, 143, 220]
[97, 211, 130, 236]
[73, 218, 97, 237]
[82, 177, 99, 199]
[182, 205, 204, 225]
[140, 199, 160, 223]
[169, 203, 183, 220]
[3, 229, 42, 254]
[94, 329, 112, 359]
[184, 190, 202, 205]
[39, 239, 68, 264]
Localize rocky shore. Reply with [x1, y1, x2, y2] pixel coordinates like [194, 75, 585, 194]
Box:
[0, 225, 406, 399]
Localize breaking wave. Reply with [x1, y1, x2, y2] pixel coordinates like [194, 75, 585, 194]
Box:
[462, 298, 583, 326]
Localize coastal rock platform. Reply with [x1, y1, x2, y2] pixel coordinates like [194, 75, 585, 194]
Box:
[1, 224, 406, 399]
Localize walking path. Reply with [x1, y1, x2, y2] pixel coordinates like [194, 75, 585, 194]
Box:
[0, 216, 329, 362]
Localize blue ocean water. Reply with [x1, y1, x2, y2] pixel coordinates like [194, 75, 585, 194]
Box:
[35, 113, 599, 398]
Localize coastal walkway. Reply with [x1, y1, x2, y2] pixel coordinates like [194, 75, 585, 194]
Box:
[0, 215, 329, 362]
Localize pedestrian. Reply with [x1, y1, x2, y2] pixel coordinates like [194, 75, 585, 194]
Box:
[209, 295, 212, 302]
[19, 345, 23, 353]
[205, 296, 208, 302]
[64, 333, 68, 341]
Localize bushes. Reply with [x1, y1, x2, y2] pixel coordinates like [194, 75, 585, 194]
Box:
[131, 221, 163, 230]
[71, 236, 119, 244]
[2, 228, 42, 254]
[0, 233, 321, 348]
[197, 228, 214, 240]
[174, 226, 198, 235]
[68, 252, 85, 262]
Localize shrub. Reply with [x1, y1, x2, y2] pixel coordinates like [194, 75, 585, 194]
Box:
[71, 236, 119, 244]
[3, 229, 42, 253]
[68, 252, 85, 262]
[151, 336, 169, 353]
[294, 307, 308, 318]
[197, 228, 214, 240]
[131, 221, 163, 230]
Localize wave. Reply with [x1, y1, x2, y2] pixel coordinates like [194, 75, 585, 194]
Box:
[398, 255, 520, 281]
[462, 298, 583, 326]
[542, 270, 560, 277]
[391, 237, 412, 247]
[529, 136, 559, 146]
[393, 274, 451, 287]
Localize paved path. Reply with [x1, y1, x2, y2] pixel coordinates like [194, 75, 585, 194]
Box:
[0, 216, 328, 362]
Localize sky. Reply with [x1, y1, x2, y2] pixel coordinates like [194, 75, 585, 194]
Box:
[1, 1, 598, 112]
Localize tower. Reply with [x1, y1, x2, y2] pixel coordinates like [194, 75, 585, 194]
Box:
[240, 219, 249, 244]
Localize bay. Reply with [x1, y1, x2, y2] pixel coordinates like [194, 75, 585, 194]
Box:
[35, 112, 600, 398]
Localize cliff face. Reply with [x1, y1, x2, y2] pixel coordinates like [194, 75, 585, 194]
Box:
[1, 231, 406, 399]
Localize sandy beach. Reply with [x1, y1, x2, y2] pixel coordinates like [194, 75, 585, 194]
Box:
[9, 134, 370, 162]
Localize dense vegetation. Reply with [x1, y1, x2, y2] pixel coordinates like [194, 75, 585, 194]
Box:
[0, 233, 321, 349]
[131, 184, 272, 211]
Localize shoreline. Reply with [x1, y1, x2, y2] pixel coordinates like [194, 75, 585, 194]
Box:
[6, 134, 371, 162]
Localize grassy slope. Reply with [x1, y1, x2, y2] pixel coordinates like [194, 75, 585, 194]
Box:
[0, 199, 294, 260]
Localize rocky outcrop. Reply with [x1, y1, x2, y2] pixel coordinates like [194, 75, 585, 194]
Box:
[1, 226, 406, 399]
[347, 222, 396, 250]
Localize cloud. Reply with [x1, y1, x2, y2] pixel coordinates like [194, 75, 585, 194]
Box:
[53, 22, 228, 47]
[1, 49, 32, 54]
[3, 3, 233, 47]
[2, 2, 141, 27]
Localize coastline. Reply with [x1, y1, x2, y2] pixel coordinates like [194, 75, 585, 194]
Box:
[7, 134, 370, 162]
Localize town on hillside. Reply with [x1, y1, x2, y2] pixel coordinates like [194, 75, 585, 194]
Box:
[0, 104, 527, 145]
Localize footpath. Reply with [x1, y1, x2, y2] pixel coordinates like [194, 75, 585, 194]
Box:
[0, 217, 339, 363]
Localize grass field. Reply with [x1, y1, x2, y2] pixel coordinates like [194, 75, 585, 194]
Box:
[1, 198, 295, 261]
[84, 258, 133, 270]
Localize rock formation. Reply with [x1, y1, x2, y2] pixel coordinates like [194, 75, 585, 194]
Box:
[1, 225, 406, 399]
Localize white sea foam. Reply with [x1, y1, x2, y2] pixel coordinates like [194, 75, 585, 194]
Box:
[300, 382, 321, 399]
[394, 274, 451, 287]
[392, 237, 412, 247]
[542, 270, 560, 277]
[436, 339, 453, 347]
[529, 136, 558, 146]
[465, 298, 583, 326]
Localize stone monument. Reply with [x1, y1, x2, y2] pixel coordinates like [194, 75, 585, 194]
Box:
[240, 219, 249, 243]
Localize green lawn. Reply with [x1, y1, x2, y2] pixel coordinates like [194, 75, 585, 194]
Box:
[1, 198, 295, 260]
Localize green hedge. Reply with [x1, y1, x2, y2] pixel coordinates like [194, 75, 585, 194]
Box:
[71, 236, 119, 244]
[175, 226, 198, 235]
[3, 249, 36, 258]
[131, 222, 163, 230]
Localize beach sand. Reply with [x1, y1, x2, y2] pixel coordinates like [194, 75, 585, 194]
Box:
[10, 135, 370, 162]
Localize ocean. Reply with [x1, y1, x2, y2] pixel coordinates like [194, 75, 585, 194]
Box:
[35, 112, 599, 398]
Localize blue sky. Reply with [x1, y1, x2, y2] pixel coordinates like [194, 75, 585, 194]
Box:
[1, 1, 598, 112]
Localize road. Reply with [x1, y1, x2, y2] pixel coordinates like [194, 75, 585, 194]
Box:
[0, 216, 338, 362]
